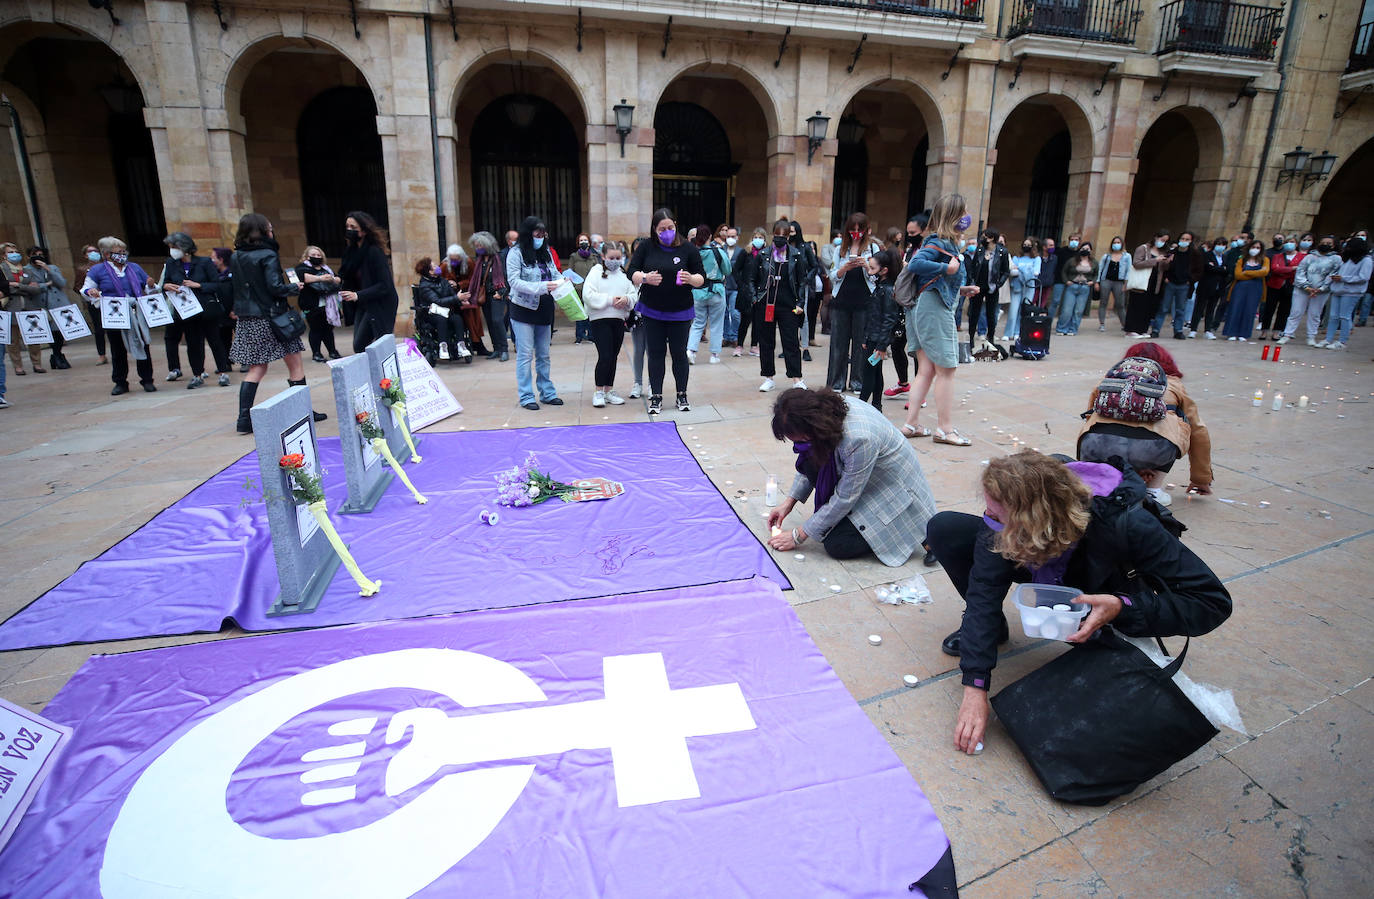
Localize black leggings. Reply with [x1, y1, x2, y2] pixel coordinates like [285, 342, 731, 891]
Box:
[737, 300, 754, 347]
[306, 307, 338, 356]
[807, 287, 823, 343]
[891, 335, 909, 384]
[966, 289, 999, 341]
[859, 350, 884, 410]
[1259, 283, 1293, 334]
[590, 317, 626, 386]
[643, 316, 690, 396]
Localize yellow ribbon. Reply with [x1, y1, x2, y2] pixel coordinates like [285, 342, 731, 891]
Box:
[372, 437, 427, 504]
[390, 401, 422, 463]
[306, 501, 381, 597]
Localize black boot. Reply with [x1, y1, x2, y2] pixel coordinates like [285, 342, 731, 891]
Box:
[287, 378, 328, 422]
[236, 381, 259, 434]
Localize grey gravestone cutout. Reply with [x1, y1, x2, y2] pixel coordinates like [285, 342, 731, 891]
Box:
[330, 354, 393, 513]
[364, 333, 418, 463]
[250, 385, 343, 616]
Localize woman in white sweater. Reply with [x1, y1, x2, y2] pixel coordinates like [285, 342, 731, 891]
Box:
[581, 241, 638, 407]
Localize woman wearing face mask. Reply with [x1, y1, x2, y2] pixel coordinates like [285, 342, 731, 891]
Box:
[582, 241, 637, 407]
[338, 210, 398, 354]
[687, 224, 731, 365]
[968, 229, 1010, 346]
[24, 245, 74, 370]
[77, 244, 109, 365]
[1058, 242, 1096, 336]
[2, 241, 47, 375]
[1221, 240, 1269, 341]
[1189, 239, 1229, 340]
[1258, 233, 1307, 341]
[1006, 238, 1041, 345]
[827, 213, 882, 393]
[901, 193, 976, 446]
[749, 219, 811, 393]
[208, 247, 240, 369]
[1095, 237, 1130, 331]
[80, 236, 158, 394]
[505, 216, 565, 411]
[627, 209, 706, 414]
[412, 256, 467, 361]
[467, 231, 510, 362]
[1320, 236, 1372, 350]
[1123, 230, 1171, 338]
[294, 246, 342, 363]
[159, 231, 232, 388]
[1280, 237, 1339, 346]
[790, 220, 822, 360]
[732, 228, 767, 359]
[567, 233, 598, 345]
[440, 244, 483, 355]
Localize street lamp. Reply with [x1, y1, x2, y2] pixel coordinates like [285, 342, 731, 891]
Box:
[1301, 150, 1337, 193]
[613, 99, 634, 158]
[1274, 145, 1310, 189]
[806, 111, 829, 165]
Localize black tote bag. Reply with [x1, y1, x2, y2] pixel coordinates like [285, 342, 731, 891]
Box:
[990, 629, 1217, 805]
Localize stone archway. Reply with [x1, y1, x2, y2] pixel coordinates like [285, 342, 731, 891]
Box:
[1313, 136, 1374, 236]
[828, 83, 937, 238]
[987, 94, 1097, 243]
[1126, 106, 1226, 247]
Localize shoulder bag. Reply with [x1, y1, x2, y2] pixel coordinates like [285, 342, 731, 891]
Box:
[269, 301, 307, 343]
[1126, 257, 1153, 292]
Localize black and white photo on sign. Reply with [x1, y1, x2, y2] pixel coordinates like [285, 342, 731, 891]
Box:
[352, 385, 382, 471]
[137, 293, 175, 328]
[101, 296, 132, 330]
[17, 310, 53, 345]
[0, 310, 10, 345]
[49, 304, 92, 341]
[167, 285, 203, 319]
[280, 416, 322, 548]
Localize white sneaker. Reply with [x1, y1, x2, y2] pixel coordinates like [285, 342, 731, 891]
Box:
[1227, 336, 1238, 341]
[758, 378, 776, 392]
[709, 354, 721, 364]
[1313, 340, 1328, 348]
[1146, 487, 1172, 507]
[606, 389, 626, 405]
[1205, 331, 1216, 340]
[686, 350, 696, 365]
[439, 341, 451, 360]
[1186, 330, 1197, 339]
[592, 390, 606, 408]
[732, 348, 743, 357]
[1275, 336, 1289, 345]
[629, 383, 642, 398]
[1306, 338, 1318, 347]
[1328, 341, 1346, 350]
[794, 379, 808, 390]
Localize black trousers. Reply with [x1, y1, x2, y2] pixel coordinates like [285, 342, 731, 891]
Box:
[1190, 286, 1225, 333]
[164, 314, 198, 373]
[109, 337, 153, 388]
[859, 346, 884, 410]
[806, 286, 823, 343]
[890, 336, 909, 384]
[822, 516, 872, 560]
[643, 316, 690, 396]
[305, 307, 338, 357]
[737, 299, 754, 347]
[966, 289, 999, 341]
[826, 304, 867, 390]
[352, 308, 395, 354]
[86, 300, 107, 356]
[482, 299, 509, 354]
[1124, 289, 1160, 334]
[755, 303, 803, 379]
[1259, 283, 1293, 334]
[925, 510, 1023, 620]
[590, 317, 626, 385]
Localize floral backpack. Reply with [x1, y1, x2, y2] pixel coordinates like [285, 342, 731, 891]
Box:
[1092, 356, 1169, 422]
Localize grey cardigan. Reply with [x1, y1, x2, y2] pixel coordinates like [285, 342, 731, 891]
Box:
[788, 397, 938, 566]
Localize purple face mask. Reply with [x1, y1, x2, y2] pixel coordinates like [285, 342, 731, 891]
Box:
[658, 229, 676, 246]
[792, 441, 811, 454]
[982, 514, 1004, 532]
[956, 214, 972, 232]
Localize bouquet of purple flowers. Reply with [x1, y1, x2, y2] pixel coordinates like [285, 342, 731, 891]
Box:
[495, 452, 579, 506]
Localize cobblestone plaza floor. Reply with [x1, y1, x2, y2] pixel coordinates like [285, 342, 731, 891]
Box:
[2, 323, 1370, 896]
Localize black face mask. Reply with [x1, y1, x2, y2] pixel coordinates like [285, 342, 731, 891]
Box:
[788, 234, 800, 245]
[904, 234, 918, 246]
[773, 235, 788, 248]
[309, 257, 324, 266]
[346, 229, 361, 244]
[1320, 245, 1335, 254]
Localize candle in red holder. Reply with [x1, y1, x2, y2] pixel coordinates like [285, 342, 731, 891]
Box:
[1272, 346, 1281, 362]
[1261, 345, 1271, 360]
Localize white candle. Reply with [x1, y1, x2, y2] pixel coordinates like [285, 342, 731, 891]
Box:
[1298, 395, 1309, 408]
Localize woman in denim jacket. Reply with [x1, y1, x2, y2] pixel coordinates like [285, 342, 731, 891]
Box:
[504, 215, 564, 411]
[900, 193, 976, 446]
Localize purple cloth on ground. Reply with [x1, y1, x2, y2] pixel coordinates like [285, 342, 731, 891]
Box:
[0, 423, 789, 650]
[0, 579, 954, 898]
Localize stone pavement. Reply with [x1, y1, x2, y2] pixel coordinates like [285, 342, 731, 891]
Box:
[1, 324, 1371, 896]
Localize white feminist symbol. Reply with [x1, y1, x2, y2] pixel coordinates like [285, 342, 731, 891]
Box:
[101, 649, 755, 899]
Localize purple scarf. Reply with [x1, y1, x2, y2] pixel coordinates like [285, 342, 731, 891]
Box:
[794, 442, 839, 509]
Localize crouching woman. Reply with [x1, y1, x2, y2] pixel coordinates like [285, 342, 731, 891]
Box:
[925, 451, 1231, 755]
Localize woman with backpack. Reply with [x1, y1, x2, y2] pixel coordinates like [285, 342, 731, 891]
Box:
[925, 450, 1232, 755]
[1076, 342, 1211, 506]
[687, 224, 731, 365]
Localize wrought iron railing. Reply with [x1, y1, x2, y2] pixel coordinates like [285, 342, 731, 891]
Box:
[1005, 0, 1144, 44]
[1156, 0, 1284, 60]
[1349, 21, 1374, 73]
[784, 0, 984, 23]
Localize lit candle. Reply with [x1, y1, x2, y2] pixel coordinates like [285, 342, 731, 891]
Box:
[1298, 395, 1309, 409]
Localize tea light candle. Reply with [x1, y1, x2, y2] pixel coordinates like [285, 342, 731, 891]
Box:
[1298, 395, 1309, 408]
[868, 634, 883, 645]
[903, 674, 920, 687]
[765, 476, 778, 506]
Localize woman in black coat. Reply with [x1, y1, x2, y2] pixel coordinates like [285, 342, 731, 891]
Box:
[412, 255, 467, 355]
[339, 210, 399, 354]
[925, 451, 1231, 755]
[160, 231, 231, 388]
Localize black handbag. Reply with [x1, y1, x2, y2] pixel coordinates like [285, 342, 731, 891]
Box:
[990, 628, 1217, 805]
[268, 303, 307, 343]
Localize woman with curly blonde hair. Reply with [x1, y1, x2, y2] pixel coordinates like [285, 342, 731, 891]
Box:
[924, 450, 1231, 756]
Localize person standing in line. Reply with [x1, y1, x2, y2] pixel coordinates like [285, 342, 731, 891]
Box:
[858, 249, 900, 411]
[2, 242, 46, 374]
[339, 211, 398, 354]
[1123, 230, 1170, 338]
[721, 226, 741, 349]
[687, 224, 731, 365]
[1095, 236, 1129, 332]
[294, 246, 342, 364]
[1283, 236, 1340, 347]
[1049, 231, 1081, 329]
[1346, 229, 1370, 326]
[227, 214, 327, 433]
[76, 243, 108, 365]
[827, 212, 881, 393]
[582, 240, 636, 408]
[80, 236, 157, 393]
[627, 209, 706, 414]
[208, 248, 241, 371]
[1258, 234, 1306, 341]
[1057, 241, 1096, 336]
[1152, 230, 1204, 339]
[467, 231, 510, 362]
[1189, 238, 1229, 340]
[732, 228, 766, 359]
[1221, 240, 1269, 341]
[24, 246, 73, 369]
[900, 193, 975, 446]
[1320, 236, 1371, 350]
[160, 232, 232, 387]
[505, 216, 564, 411]
[567, 233, 599, 345]
[1005, 237, 1041, 345]
[967, 229, 1009, 346]
[749, 219, 809, 394]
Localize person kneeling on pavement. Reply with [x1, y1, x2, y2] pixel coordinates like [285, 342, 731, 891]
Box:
[925, 451, 1231, 755]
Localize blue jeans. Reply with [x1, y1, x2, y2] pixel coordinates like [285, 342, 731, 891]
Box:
[1060, 284, 1090, 334]
[1050, 282, 1066, 326]
[1324, 293, 1358, 345]
[1154, 282, 1194, 335]
[1005, 280, 1028, 340]
[510, 319, 556, 405]
[1355, 292, 1372, 325]
[723, 289, 739, 342]
[574, 318, 591, 342]
[689, 288, 727, 356]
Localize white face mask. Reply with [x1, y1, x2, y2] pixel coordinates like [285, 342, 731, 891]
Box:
[605, 257, 624, 271]
[1177, 240, 1191, 249]
[169, 248, 184, 260]
[726, 237, 737, 247]
[1155, 240, 1167, 249]
[1248, 248, 1261, 257]
[1111, 242, 1122, 251]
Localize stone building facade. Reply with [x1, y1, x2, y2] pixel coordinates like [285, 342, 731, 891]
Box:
[1, 0, 1371, 297]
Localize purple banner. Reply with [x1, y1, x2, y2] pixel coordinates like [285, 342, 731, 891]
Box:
[1, 579, 951, 897]
[0, 423, 788, 650]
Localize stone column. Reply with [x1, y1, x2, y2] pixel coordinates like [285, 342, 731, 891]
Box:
[600, 31, 648, 241]
[382, 14, 440, 277]
[1098, 75, 1146, 244]
[960, 60, 996, 223]
[0, 84, 75, 273]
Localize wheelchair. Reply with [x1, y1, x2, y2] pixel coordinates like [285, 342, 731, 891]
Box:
[410, 287, 473, 367]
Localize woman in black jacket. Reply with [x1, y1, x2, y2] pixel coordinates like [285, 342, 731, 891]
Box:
[294, 245, 342, 362]
[412, 256, 467, 356]
[926, 451, 1231, 754]
[749, 219, 810, 394]
[160, 231, 231, 388]
[339, 210, 398, 353]
[229, 213, 325, 434]
[858, 250, 900, 411]
[627, 208, 705, 415]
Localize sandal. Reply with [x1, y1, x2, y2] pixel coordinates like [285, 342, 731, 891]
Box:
[901, 424, 931, 438]
[933, 428, 971, 446]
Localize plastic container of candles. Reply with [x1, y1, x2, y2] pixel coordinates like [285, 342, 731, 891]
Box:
[1012, 583, 1088, 641]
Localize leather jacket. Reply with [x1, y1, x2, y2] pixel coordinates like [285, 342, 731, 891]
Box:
[230, 241, 296, 319]
[750, 244, 810, 307]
